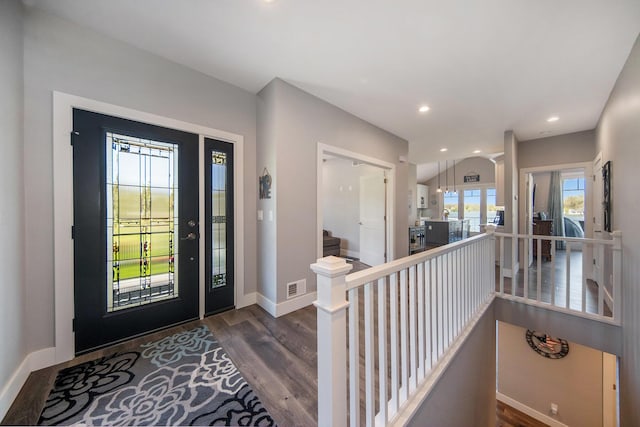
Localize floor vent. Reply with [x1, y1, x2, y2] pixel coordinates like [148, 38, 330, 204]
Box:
[286, 279, 306, 299]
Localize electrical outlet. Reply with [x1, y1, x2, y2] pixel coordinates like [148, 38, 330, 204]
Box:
[550, 403, 558, 415]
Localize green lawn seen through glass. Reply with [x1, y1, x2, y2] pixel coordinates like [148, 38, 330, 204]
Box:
[114, 233, 173, 281]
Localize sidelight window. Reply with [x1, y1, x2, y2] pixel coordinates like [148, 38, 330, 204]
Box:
[210, 150, 228, 290]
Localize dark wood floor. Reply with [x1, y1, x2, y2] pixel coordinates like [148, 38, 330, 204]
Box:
[1, 319, 206, 425]
[496, 400, 550, 427]
[3, 254, 598, 426]
[498, 249, 612, 317]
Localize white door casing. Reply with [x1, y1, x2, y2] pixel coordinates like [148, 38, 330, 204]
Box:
[316, 143, 395, 264]
[53, 92, 246, 362]
[593, 153, 605, 286]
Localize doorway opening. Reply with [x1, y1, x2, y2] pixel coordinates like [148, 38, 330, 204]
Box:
[517, 161, 607, 312]
[316, 144, 396, 270]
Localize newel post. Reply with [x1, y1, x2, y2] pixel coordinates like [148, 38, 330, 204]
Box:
[612, 231, 622, 323]
[486, 224, 497, 295]
[311, 256, 352, 427]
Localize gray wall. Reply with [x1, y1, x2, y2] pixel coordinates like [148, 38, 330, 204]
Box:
[256, 79, 278, 302]
[0, 0, 26, 408]
[595, 33, 640, 426]
[23, 8, 258, 352]
[498, 321, 603, 427]
[531, 172, 551, 215]
[495, 299, 622, 356]
[407, 306, 496, 427]
[257, 78, 408, 305]
[518, 130, 596, 170]
[408, 163, 417, 225]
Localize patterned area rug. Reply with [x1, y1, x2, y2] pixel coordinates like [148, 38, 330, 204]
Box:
[38, 326, 277, 426]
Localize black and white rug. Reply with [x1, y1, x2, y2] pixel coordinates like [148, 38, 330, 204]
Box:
[38, 326, 277, 426]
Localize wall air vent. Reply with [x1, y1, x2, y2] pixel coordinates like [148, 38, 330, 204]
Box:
[286, 279, 306, 299]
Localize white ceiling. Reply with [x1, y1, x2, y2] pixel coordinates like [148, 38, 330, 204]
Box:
[27, 0, 640, 181]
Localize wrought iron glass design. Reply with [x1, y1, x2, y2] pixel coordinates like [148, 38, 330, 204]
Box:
[211, 151, 227, 290]
[106, 132, 179, 311]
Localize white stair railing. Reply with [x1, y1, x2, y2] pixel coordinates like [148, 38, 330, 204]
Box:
[494, 230, 622, 324]
[312, 232, 496, 427]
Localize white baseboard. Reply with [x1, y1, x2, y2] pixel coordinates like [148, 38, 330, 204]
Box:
[0, 347, 56, 420]
[256, 291, 317, 318]
[496, 392, 568, 427]
[503, 262, 520, 278]
[256, 293, 277, 317]
[340, 249, 359, 259]
[237, 292, 257, 309]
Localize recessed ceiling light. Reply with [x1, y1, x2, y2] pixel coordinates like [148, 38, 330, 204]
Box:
[418, 105, 430, 113]
[473, 149, 481, 154]
[547, 116, 559, 122]
[440, 148, 448, 152]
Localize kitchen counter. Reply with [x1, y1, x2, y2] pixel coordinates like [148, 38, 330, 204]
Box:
[424, 219, 470, 246]
[409, 225, 427, 254]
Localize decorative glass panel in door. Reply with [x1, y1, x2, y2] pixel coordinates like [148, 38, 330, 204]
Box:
[205, 138, 234, 315]
[73, 109, 199, 354]
[107, 133, 180, 311]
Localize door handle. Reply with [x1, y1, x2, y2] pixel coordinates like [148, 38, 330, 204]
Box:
[181, 232, 198, 241]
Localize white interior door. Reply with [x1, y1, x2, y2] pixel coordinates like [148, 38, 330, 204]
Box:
[593, 155, 604, 285]
[359, 172, 386, 266]
[602, 352, 618, 427]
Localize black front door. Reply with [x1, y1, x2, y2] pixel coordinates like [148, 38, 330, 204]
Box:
[73, 109, 199, 354]
[204, 138, 234, 315]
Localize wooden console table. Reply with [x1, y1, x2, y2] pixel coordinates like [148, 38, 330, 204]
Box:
[532, 219, 553, 261]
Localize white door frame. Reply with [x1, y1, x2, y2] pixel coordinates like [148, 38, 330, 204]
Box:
[316, 143, 395, 263]
[518, 161, 593, 277]
[53, 92, 245, 363]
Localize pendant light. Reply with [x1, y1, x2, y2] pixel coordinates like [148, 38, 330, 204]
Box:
[453, 159, 457, 194]
[445, 160, 449, 193]
[437, 161, 442, 193]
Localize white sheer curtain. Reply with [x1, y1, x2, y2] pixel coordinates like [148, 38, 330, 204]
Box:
[548, 171, 565, 249]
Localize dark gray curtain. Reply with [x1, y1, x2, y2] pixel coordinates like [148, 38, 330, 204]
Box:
[548, 171, 565, 249]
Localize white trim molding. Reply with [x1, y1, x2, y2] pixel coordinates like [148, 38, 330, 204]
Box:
[496, 392, 569, 427]
[0, 348, 56, 420]
[316, 143, 396, 264]
[256, 292, 317, 317]
[53, 92, 245, 362]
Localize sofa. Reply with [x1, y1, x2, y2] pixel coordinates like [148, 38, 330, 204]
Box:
[564, 216, 584, 238]
[322, 230, 341, 257]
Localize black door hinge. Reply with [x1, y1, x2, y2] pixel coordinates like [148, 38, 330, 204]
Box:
[71, 131, 79, 145]
[72, 318, 76, 332]
[71, 225, 75, 239]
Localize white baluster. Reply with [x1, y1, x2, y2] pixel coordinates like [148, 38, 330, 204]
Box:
[612, 231, 622, 323]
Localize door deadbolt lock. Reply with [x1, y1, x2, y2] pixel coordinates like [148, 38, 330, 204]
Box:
[187, 220, 197, 228]
[181, 232, 197, 241]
